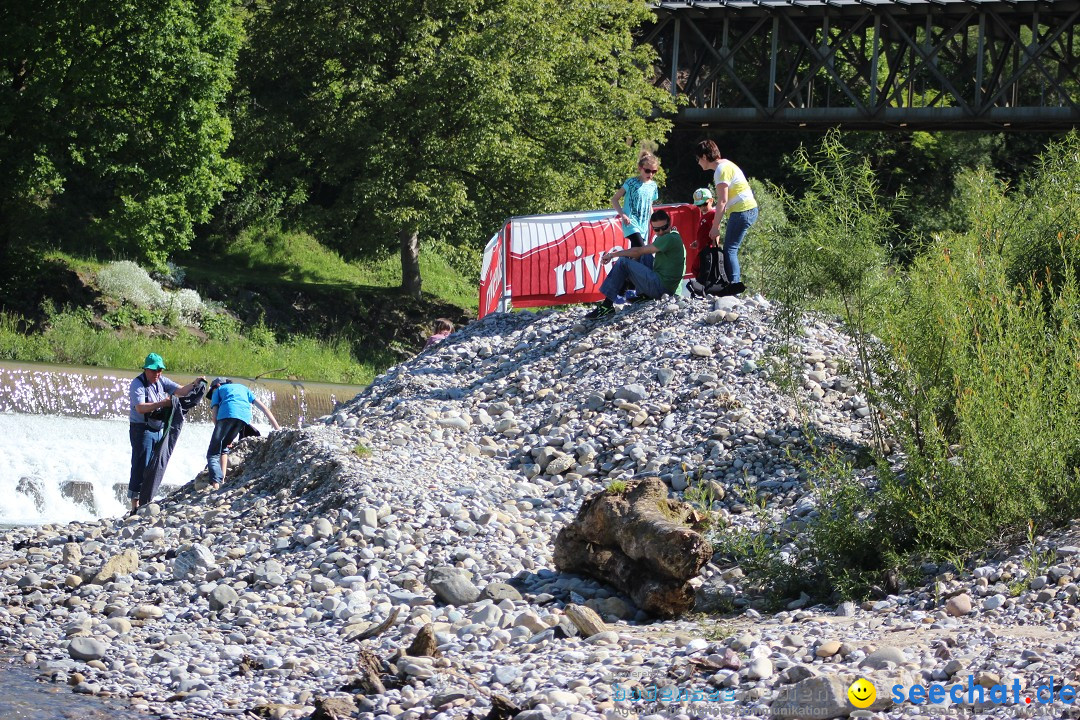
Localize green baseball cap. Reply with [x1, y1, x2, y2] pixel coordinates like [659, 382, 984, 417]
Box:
[142, 352, 166, 371]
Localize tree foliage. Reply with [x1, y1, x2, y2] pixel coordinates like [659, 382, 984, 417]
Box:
[231, 0, 674, 296]
[0, 0, 242, 267]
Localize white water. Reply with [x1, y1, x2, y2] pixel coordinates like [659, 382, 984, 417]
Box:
[0, 413, 222, 526]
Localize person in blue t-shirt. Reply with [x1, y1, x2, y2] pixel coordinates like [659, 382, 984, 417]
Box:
[205, 377, 281, 487]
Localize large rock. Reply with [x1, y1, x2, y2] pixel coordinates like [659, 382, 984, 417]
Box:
[62, 543, 82, 567]
[91, 548, 139, 585]
[481, 582, 522, 602]
[208, 584, 239, 611]
[553, 477, 712, 617]
[614, 384, 648, 403]
[860, 646, 906, 669]
[173, 544, 216, 580]
[311, 696, 359, 720]
[426, 566, 481, 605]
[564, 604, 607, 637]
[69, 637, 109, 662]
[945, 593, 972, 616]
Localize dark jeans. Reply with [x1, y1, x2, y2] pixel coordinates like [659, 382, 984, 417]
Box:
[723, 206, 759, 283]
[128, 423, 162, 500]
[206, 418, 248, 483]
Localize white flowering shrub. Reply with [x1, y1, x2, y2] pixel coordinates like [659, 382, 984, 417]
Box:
[97, 261, 168, 309]
[167, 288, 204, 322]
[98, 261, 209, 327]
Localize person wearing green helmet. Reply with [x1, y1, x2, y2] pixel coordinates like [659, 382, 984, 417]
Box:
[127, 353, 204, 513]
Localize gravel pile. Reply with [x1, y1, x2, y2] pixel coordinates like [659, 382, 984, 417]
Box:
[1, 295, 1071, 719]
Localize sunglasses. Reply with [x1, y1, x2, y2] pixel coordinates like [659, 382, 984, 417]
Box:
[651, 224, 669, 233]
[642, 168, 658, 175]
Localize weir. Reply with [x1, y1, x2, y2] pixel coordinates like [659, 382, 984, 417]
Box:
[0, 360, 364, 427]
[0, 361, 365, 526]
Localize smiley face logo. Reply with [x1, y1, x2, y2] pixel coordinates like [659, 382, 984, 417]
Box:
[848, 678, 876, 708]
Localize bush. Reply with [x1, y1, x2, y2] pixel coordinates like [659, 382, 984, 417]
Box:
[96, 261, 168, 309]
[764, 130, 902, 448]
[200, 311, 241, 342]
[97, 260, 208, 327]
[167, 288, 204, 323]
[753, 131, 1080, 602]
[879, 223, 1080, 552]
[740, 178, 789, 292]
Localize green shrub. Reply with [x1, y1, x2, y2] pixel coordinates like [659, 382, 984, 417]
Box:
[247, 320, 277, 348]
[605, 480, 627, 494]
[879, 232, 1080, 552]
[200, 311, 241, 342]
[1004, 132, 1080, 290]
[753, 132, 1080, 601]
[765, 130, 903, 450]
[740, 178, 789, 292]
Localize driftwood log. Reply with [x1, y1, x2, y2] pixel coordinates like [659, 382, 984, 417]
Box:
[553, 477, 713, 617]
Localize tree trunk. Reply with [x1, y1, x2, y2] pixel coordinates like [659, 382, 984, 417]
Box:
[399, 226, 422, 298]
[553, 477, 713, 618]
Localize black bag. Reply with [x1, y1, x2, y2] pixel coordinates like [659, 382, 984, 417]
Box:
[697, 246, 727, 287]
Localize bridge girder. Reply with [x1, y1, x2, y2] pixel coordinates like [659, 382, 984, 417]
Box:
[649, 0, 1080, 130]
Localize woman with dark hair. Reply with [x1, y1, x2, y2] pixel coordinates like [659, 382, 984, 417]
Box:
[693, 140, 758, 296]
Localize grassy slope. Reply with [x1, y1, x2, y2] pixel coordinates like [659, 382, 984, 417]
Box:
[0, 229, 478, 384]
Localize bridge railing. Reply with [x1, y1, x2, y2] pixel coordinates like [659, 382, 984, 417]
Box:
[648, 0, 1080, 129]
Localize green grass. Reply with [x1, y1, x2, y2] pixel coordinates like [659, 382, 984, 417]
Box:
[208, 225, 478, 311]
[0, 310, 383, 384]
[3, 225, 477, 384]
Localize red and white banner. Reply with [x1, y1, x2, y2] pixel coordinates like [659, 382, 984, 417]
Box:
[478, 204, 702, 318]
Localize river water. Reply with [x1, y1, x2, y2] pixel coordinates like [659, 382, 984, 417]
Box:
[0, 361, 365, 717]
[0, 656, 148, 720]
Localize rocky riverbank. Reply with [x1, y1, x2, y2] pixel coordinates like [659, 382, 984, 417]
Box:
[1, 294, 1076, 719]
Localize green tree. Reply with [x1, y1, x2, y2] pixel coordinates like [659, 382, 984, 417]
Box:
[0, 0, 242, 268]
[233, 0, 673, 297]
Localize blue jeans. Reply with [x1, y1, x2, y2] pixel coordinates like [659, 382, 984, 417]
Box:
[129, 423, 162, 499]
[723, 206, 758, 283]
[206, 418, 247, 483]
[599, 257, 669, 300]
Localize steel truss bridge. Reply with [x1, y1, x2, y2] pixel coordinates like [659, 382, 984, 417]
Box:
[647, 0, 1080, 129]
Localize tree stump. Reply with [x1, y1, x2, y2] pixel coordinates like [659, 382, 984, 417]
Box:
[553, 477, 713, 617]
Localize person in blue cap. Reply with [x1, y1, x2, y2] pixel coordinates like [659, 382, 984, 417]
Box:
[205, 377, 281, 488]
[128, 353, 205, 513]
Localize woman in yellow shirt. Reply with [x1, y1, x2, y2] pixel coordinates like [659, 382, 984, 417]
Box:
[694, 140, 759, 296]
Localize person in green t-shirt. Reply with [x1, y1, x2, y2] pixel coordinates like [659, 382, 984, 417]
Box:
[584, 210, 687, 320]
